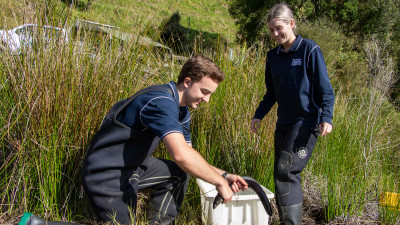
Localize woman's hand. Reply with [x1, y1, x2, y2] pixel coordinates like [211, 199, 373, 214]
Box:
[318, 122, 332, 137]
[250, 118, 261, 134]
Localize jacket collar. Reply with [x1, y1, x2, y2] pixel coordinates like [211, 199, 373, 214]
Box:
[276, 35, 303, 54]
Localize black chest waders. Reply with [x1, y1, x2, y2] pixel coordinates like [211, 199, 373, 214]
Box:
[81, 85, 189, 224]
[274, 124, 319, 225]
[83, 85, 173, 174]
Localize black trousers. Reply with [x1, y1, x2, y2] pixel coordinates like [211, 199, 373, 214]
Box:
[274, 124, 318, 206]
[83, 157, 189, 224]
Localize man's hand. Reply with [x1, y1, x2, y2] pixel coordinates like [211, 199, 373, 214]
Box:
[214, 174, 249, 204]
[215, 182, 234, 204]
[318, 122, 332, 137]
[225, 174, 248, 193]
[250, 118, 261, 133]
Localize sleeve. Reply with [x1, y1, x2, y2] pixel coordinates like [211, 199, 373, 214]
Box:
[253, 56, 277, 120]
[139, 96, 185, 140]
[309, 46, 335, 125]
[180, 107, 191, 143]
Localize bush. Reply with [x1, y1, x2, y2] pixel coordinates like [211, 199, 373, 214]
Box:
[298, 19, 368, 93]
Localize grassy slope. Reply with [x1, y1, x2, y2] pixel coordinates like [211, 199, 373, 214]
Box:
[0, 0, 238, 44]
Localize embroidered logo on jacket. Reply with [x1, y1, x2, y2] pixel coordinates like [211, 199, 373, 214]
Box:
[291, 58, 302, 66]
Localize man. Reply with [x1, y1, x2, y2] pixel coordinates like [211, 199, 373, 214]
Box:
[82, 55, 248, 224]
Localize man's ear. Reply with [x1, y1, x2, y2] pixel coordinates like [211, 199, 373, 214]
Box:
[183, 77, 192, 88]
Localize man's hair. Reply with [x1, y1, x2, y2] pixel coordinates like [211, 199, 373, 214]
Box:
[177, 55, 225, 84]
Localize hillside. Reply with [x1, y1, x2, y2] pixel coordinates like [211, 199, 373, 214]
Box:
[0, 0, 238, 46]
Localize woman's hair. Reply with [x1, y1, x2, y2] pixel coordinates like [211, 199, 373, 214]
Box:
[266, 3, 296, 30]
[177, 55, 225, 84]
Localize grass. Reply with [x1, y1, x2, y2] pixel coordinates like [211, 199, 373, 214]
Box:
[0, 19, 181, 223]
[1, 2, 400, 225]
[82, 0, 237, 42]
[303, 38, 400, 223]
[0, 0, 238, 50]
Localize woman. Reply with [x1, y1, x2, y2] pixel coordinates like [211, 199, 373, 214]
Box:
[250, 3, 335, 224]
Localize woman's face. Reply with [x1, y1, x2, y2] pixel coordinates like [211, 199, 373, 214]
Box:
[268, 18, 296, 49]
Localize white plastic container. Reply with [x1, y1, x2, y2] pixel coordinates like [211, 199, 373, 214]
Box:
[196, 178, 274, 225]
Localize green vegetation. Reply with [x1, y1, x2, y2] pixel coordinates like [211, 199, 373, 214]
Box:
[228, 0, 400, 44]
[1, 0, 399, 224]
[229, 0, 400, 102]
[0, 0, 237, 50]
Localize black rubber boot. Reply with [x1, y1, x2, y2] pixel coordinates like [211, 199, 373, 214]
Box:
[19, 212, 82, 225]
[280, 203, 302, 225]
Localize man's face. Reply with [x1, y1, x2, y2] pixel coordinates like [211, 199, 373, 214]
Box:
[182, 75, 219, 109]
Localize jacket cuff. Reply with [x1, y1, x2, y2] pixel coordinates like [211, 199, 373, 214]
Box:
[253, 112, 265, 120]
[320, 116, 332, 125]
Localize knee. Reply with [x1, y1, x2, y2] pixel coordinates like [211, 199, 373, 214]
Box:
[167, 168, 189, 189]
[173, 165, 189, 183]
[275, 151, 293, 179]
[179, 172, 190, 187]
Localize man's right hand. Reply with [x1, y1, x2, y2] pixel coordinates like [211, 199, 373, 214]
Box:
[215, 182, 234, 203]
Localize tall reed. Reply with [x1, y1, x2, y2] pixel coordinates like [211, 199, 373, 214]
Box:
[0, 20, 179, 223]
[306, 39, 400, 223]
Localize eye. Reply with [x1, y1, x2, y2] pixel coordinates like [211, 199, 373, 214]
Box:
[201, 89, 211, 95]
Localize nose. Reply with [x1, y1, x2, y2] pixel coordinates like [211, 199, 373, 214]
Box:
[202, 95, 210, 103]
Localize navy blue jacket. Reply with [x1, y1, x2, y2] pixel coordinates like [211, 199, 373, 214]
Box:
[254, 35, 335, 129]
